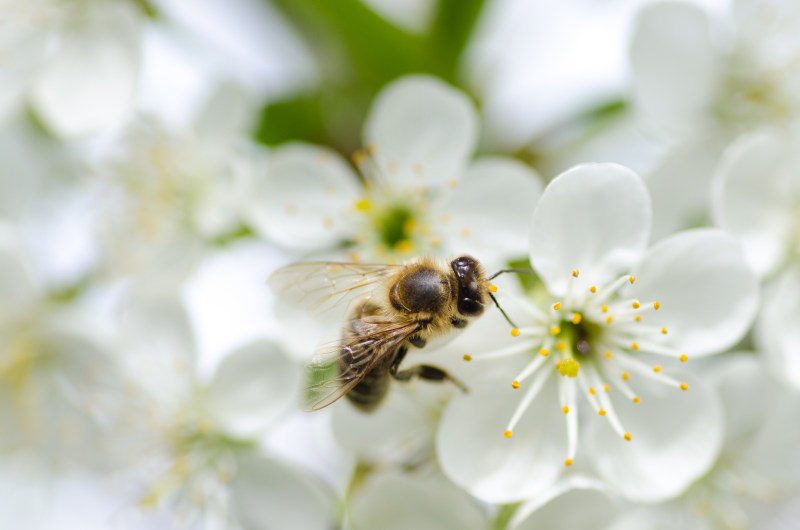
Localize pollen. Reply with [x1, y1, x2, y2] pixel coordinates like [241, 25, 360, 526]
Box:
[624, 432, 632, 441]
[562, 406, 569, 414]
[564, 459, 574, 467]
[654, 301, 661, 310]
[588, 387, 596, 395]
[539, 348, 549, 357]
[510, 328, 520, 337]
[553, 302, 562, 310]
[590, 286, 597, 293]
[622, 371, 630, 381]
[606, 316, 613, 324]
[601, 305, 609, 313]
[680, 354, 688, 362]
[605, 351, 613, 359]
[550, 326, 561, 335]
[558, 359, 580, 377]
[572, 269, 580, 278]
[634, 315, 642, 322]
[488, 284, 498, 293]
[394, 240, 413, 253]
[556, 341, 566, 351]
[462, 354, 472, 361]
[653, 365, 661, 373]
[603, 384, 610, 392]
[631, 342, 639, 350]
[632, 301, 640, 309]
[571, 313, 582, 324]
[633, 397, 641, 404]
[598, 408, 607, 416]
[680, 383, 689, 391]
[504, 430, 513, 438]
[629, 276, 636, 284]
[511, 380, 521, 389]
[461, 227, 471, 238]
[661, 327, 668, 334]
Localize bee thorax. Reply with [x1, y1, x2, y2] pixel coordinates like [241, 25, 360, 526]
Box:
[390, 269, 449, 314]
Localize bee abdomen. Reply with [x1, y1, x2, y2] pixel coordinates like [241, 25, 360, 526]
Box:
[346, 370, 390, 411]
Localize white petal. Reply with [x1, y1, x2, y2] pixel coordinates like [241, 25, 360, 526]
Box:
[30, 1, 142, 138]
[529, 164, 651, 296]
[587, 371, 723, 502]
[437, 372, 566, 504]
[630, 2, 719, 138]
[711, 129, 800, 277]
[348, 473, 488, 530]
[439, 157, 542, 262]
[0, 225, 37, 318]
[364, 75, 478, 188]
[511, 477, 620, 530]
[756, 267, 800, 389]
[710, 354, 773, 447]
[231, 454, 335, 530]
[245, 143, 361, 250]
[206, 340, 300, 438]
[193, 80, 256, 142]
[629, 228, 759, 356]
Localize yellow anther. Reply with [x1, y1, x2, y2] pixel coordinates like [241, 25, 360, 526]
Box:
[352, 150, 366, 165]
[598, 408, 607, 416]
[539, 348, 549, 357]
[366, 143, 377, 155]
[603, 384, 610, 392]
[633, 397, 641, 404]
[654, 301, 661, 310]
[631, 342, 639, 351]
[589, 387, 596, 395]
[553, 302, 562, 310]
[461, 227, 471, 238]
[606, 316, 614, 324]
[601, 305, 609, 313]
[680, 354, 688, 363]
[622, 371, 630, 381]
[394, 240, 413, 253]
[633, 315, 642, 323]
[558, 359, 580, 377]
[562, 406, 569, 414]
[556, 341, 566, 351]
[629, 276, 636, 284]
[653, 365, 661, 373]
[431, 237, 441, 248]
[590, 286, 597, 293]
[556, 361, 562, 369]
[632, 301, 640, 309]
[488, 284, 498, 293]
[680, 383, 689, 391]
[550, 326, 561, 335]
[510, 328, 520, 337]
[564, 459, 574, 467]
[572, 269, 580, 278]
[571, 313, 582, 324]
[447, 178, 458, 188]
[504, 430, 513, 438]
[624, 432, 632, 441]
[512, 380, 520, 389]
[349, 251, 361, 263]
[463, 354, 472, 361]
[605, 351, 613, 359]
[661, 327, 668, 334]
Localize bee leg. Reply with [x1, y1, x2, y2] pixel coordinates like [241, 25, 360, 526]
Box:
[407, 335, 427, 349]
[391, 364, 469, 394]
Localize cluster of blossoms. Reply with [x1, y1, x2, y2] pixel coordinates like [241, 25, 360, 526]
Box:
[1, 0, 799, 529]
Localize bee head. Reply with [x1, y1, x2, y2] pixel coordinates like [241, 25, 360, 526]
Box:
[451, 255, 487, 317]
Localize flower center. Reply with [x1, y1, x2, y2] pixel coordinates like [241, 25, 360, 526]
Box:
[376, 203, 415, 250]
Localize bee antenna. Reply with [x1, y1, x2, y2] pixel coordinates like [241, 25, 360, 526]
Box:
[488, 268, 535, 281]
[489, 292, 518, 330]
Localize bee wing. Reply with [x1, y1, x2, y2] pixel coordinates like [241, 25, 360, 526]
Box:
[302, 317, 421, 411]
[268, 262, 400, 317]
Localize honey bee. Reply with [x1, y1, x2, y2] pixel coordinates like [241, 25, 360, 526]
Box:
[269, 255, 507, 412]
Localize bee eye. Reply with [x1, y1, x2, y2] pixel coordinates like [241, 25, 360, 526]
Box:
[458, 297, 484, 317]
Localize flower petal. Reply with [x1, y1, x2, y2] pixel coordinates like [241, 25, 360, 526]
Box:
[529, 163, 651, 296]
[629, 228, 759, 356]
[364, 75, 478, 188]
[245, 143, 361, 250]
[349, 473, 488, 530]
[587, 371, 723, 502]
[0, 224, 37, 318]
[710, 354, 773, 446]
[711, 129, 800, 277]
[206, 340, 300, 438]
[437, 372, 566, 504]
[511, 477, 620, 530]
[30, 1, 142, 138]
[439, 157, 542, 264]
[231, 453, 335, 530]
[756, 267, 800, 389]
[630, 2, 719, 138]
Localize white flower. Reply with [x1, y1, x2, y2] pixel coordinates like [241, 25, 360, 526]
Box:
[0, 0, 143, 138]
[608, 355, 800, 530]
[117, 292, 336, 529]
[712, 128, 800, 389]
[436, 164, 759, 504]
[246, 75, 542, 266]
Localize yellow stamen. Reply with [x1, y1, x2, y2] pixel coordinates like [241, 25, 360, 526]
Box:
[661, 327, 668, 334]
[461, 227, 471, 238]
[653, 365, 661, 373]
[447, 178, 458, 188]
[562, 405, 569, 414]
[654, 301, 661, 310]
[550, 326, 561, 335]
[622, 371, 629, 381]
[564, 459, 573, 467]
[680, 383, 689, 391]
[634, 315, 642, 322]
[511, 380, 520, 389]
[556, 341, 566, 351]
[603, 384, 610, 392]
[590, 286, 597, 293]
[629, 276, 636, 284]
[571, 313, 582, 324]
[394, 240, 413, 253]
[606, 316, 613, 324]
[633, 397, 641, 404]
[632, 301, 640, 309]
[553, 302, 562, 310]
[538, 348, 549, 357]
[572, 269, 580, 278]
[504, 430, 513, 438]
[352, 150, 366, 165]
[488, 284, 498, 293]
[680, 354, 688, 363]
[601, 305, 609, 313]
[441, 214, 451, 223]
[510, 328, 520, 337]
[365, 143, 377, 155]
[558, 359, 580, 377]
[631, 342, 639, 351]
[589, 387, 596, 395]
[624, 432, 632, 441]
[598, 408, 607, 416]
[605, 351, 613, 359]
[462, 354, 472, 361]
